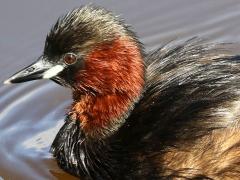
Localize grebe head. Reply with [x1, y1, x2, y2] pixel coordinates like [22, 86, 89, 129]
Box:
[4, 6, 145, 139]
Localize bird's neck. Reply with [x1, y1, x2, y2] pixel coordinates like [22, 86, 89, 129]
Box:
[69, 37, 145, 139]
[69, 93, 136, 138]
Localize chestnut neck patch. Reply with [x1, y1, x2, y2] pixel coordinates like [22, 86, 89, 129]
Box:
[69, 37, 145, 139]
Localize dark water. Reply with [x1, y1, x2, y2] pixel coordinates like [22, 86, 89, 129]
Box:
[1, 0, 240, 179]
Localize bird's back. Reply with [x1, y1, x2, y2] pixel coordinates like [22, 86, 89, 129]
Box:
[121, 38, 240, 179]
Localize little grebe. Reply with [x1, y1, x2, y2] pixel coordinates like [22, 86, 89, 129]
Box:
[4, 6, 240, 179]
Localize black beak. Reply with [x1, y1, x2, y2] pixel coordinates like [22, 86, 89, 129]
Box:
[4, 56, 64, 84]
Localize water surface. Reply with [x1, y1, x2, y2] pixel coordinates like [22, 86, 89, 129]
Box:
[1, 0, 240, 179]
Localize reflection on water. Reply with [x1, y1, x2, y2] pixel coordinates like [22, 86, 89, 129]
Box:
[22, 120, 64, 155]
[0, 0, 240, 179]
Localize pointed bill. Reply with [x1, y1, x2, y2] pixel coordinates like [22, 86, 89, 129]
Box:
[3, 56, 64, 84]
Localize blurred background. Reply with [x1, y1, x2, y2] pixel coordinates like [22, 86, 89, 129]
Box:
[0, 0, 240, 179]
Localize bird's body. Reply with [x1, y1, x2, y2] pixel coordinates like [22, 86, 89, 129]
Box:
[51, 38, 240, 179]
[4, 6, 240, 179]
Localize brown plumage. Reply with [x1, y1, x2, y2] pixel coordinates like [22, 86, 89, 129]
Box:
[71, 37, 144, 138]
[4, 5, 240, 179]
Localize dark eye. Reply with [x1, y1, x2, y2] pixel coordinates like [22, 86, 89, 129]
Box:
[64, 53, 77, 65]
